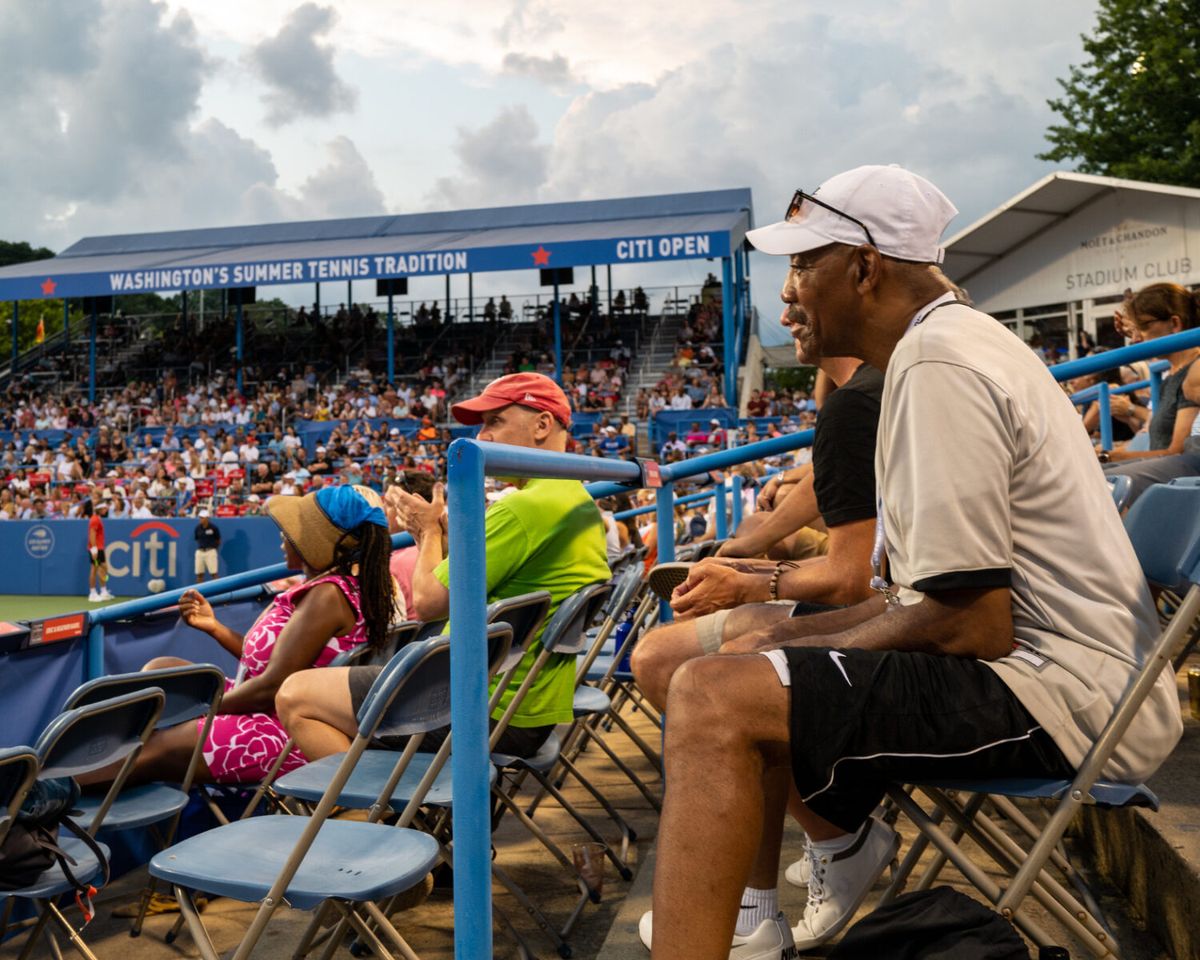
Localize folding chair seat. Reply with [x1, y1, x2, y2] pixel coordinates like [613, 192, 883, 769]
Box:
[149, 637, 452, 960]
[884, 483, 1200, 958]
[0, 689, 166, 960]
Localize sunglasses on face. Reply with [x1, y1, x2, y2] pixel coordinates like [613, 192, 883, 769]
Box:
[785, 190, 877, 247]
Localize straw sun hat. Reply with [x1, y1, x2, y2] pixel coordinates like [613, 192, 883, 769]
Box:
[267, 485, 387, 572]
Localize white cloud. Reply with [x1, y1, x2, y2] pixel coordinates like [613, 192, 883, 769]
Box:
[249, 3, 357, 126]
[430, 105, 549, 209]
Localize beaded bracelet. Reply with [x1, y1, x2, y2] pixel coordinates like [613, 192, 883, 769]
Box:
[768, 560, 800, 601]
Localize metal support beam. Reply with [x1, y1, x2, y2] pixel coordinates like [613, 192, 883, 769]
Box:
[235, 297, 244, 395]
[606, 264, 612, 317]
[89, 303, 97, 403]
[445, 274, 451, 323]
[468, 272, 474, 323]
[387, 293, 395, 385]
[722, 256, 736, 406]
[553, 279, 563, 384]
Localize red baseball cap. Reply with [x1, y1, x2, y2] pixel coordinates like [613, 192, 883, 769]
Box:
[451, 372, 572, 428]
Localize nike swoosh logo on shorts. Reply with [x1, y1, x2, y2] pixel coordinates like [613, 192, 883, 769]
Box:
[829, 650, 852, 687]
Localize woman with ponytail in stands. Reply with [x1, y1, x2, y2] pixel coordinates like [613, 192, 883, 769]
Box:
[82, 485, 396, 786]
[1102, 282, 1200, 504]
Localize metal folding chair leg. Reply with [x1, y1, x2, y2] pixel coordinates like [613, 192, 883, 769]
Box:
[911, 787, 1120, 958]
[887, 788, 1059, 953]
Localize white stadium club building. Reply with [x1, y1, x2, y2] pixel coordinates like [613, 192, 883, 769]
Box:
[942, 172, 1200, 359]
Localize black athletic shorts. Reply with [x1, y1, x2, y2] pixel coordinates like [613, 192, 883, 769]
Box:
[89, 548, 106, 566]
[778, 647, 1074, 833]
[348, 665, 554, 760]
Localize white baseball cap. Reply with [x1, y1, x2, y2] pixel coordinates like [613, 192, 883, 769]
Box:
[746, 164, 958, 263]
[199, 509, 210, 518]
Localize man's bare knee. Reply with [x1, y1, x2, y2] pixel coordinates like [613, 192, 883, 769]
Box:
[632, 619, 702, 709]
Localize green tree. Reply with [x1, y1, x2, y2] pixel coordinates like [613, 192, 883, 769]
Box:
[1040, 0, 1200, 187]
[0, 239, 55, 269]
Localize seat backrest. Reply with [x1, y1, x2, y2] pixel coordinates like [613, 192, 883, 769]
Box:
[65, 664, 225, 729]
[485, 622, 515, 677]
[36, 688, 165, 780]
[1107, 474, 1133, 511]
[538, 583, 613, 656]
[604, 565, 644, 623]
[0, 746, 38, 847]
[693, 539, 723, 561]
[487, 590, 552, 672]
[412, 618, 448, 643]
[1124, 484, 1200, 592]
[1169, 476, 1200, 488]
[356, 637, 452, 741]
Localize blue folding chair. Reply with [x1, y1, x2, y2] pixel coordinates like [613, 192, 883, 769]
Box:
[884, 483, 1200, 957]
[0, 746, 40, 938]
[63, 664, 226, 937]
[0, 689, 165, 960]
[149, 638, 451, 960]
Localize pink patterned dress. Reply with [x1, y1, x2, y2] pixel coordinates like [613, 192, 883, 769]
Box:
[200, 573, 368, 783]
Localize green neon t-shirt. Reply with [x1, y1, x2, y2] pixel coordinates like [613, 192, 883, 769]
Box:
[434, 478, 610, 727]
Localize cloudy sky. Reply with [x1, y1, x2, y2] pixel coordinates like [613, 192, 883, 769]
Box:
[0, 0, 1101, 330]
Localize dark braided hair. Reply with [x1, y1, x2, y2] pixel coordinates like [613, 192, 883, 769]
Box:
[331, 523, 395, 653]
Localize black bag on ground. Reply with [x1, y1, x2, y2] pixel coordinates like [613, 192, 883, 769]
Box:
[0, 777, 109, 898]
[827, 887, 1031, 959]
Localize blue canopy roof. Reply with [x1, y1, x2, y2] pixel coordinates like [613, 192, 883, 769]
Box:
[0, 188, 753, 301]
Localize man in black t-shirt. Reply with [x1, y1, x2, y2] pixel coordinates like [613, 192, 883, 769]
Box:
[632, 354, 880, 710]
[193, 510, 221, 583]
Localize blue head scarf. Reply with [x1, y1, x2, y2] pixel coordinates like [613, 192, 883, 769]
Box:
[315, 485, 388, 533]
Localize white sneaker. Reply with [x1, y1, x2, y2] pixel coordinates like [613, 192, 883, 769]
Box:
[639, 910, 797, 959]
[98, 587, 113, 600]
[791, 817, 900, 950]
[87, 590, 100, 603]
[783, 837, 812, 888]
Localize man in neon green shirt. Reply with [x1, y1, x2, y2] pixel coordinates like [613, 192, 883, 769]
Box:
[277, 373, 610, 760]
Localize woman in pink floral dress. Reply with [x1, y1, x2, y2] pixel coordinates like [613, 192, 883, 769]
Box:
[94, 485, 396, 786]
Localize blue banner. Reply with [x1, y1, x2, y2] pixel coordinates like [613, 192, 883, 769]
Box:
[2, 518, 286, 596]
[0, 231, 732, 300]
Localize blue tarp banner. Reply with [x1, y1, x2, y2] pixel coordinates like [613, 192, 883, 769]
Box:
[0, 596, 262, 748]
[2, 518, 285, 596]
[651, 408, 737, 448]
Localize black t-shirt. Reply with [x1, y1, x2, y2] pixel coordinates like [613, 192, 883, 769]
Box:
[812, 363, 883, 527]
[194, 523, 221, 548]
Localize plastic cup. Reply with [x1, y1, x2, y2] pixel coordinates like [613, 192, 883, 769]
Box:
[571, 841, 606, 898]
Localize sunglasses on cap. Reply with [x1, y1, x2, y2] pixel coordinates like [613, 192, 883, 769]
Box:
[785, 189, 876, 248]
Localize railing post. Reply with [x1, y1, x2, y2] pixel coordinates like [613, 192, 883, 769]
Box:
[1097, 381, 1113, 452]
[655, 483, 676, 623]
[446, 440, 492, 959]
[86, 622, 105, 681]
[731, 473, 744, 531]
[722, 257, 735, 406]
[714, 481, 728, 540]
[1150, 366, 1163, 414]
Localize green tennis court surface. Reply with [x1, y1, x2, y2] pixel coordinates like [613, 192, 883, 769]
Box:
[0, 594, 135, 621]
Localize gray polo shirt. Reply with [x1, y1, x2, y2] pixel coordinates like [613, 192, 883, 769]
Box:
[877, 299, 1181, 783]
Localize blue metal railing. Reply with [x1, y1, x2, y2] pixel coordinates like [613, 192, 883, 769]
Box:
[445, 428, 814, 958]
[80, 532, 416, 680]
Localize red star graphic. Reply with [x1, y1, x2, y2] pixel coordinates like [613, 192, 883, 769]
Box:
[531, 245, 551, 266]
[40, 277, 57, 296]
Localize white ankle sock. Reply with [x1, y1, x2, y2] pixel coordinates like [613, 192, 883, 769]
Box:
[736, 886, 778, 935]
[808, 827, 859, 858]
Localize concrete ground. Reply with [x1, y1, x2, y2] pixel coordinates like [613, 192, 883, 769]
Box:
[8, 671, 1196, 960]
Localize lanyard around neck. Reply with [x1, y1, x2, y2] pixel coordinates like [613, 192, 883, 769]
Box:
[870, 294, 965, 605]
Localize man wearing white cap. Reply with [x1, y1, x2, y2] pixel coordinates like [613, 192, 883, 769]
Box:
[645, 166, 1181, 959]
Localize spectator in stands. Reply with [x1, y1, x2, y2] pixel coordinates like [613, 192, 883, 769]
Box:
[1102, 283, 1200, 502]
[643, 166, 1183, 958]
[82, 486, 396, 787]
[635, 353, 881, 709]
[277, 372, 610, 762]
